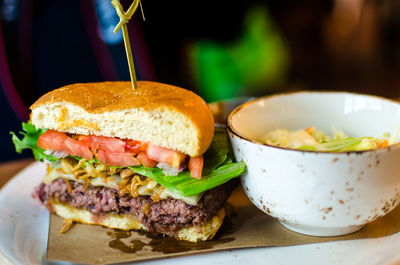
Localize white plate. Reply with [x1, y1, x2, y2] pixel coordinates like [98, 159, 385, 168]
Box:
[1, 162, 400, 265]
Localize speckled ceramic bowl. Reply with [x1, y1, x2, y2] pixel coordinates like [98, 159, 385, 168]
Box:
[226, 91, 400, 237]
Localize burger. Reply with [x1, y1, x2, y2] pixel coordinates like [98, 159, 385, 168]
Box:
[11, 81, 245, 242]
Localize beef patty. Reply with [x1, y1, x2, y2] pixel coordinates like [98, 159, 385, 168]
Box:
[33, 178, 237, 234]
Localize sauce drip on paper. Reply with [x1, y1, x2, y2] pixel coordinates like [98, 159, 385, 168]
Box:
[105, 204, 241, 254]
[107, 231, 146, 253]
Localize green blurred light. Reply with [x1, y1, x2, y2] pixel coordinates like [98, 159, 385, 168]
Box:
[188, 5, 289, 102]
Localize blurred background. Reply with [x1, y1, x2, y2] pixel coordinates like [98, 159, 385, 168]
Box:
[1, 0, 400, 161]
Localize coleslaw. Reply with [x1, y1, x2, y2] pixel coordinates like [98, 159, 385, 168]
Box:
[259, 126, 398, 152]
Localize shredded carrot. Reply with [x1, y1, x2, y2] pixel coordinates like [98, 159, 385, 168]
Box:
[305, 127, 313, 133]
[380, 139, 389, 148]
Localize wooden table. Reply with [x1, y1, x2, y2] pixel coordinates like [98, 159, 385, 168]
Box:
[0, 158, 35, 189]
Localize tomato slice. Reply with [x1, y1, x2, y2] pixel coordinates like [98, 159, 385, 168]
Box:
[96, 149, 140, 167]
[125, 140, 148, 154]
[189, 156, 203, 179]
[38, 130, 194, 170]
[136, 152, 157, 167]
[80, 135, 126, 153]
[146, 144, 186, 168]
[38, 130, 93, 160]
[77, 135, 140, 166]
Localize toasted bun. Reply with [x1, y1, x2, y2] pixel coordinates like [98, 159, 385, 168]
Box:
[30, 81, 214, 156]
[52, 202, 225, 242]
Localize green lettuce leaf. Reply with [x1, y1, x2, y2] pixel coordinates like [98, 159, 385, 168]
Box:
[10, 122, 59, 162]
[11, 124, 246, 196]
[130, 161, 245, 196]
[129, 128, 246, 196]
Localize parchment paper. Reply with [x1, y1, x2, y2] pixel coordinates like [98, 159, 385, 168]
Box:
[46, 187, 400, 265]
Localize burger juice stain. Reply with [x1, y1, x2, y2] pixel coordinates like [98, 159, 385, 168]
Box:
[144, 232, 235, 254]
[105, 207, 240, 254]
[106, 229, 235, 254]
[106, 231, 145, 253]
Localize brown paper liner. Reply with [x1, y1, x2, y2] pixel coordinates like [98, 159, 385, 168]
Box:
[46, 187, 400, 265]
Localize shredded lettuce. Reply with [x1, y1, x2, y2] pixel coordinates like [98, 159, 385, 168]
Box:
[260, 126, 391, 152]
[11, 124, 246, 196]
[297, 137, 378, 152]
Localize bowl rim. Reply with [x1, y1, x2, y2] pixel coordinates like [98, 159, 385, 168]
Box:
[225, 90, 400, 155]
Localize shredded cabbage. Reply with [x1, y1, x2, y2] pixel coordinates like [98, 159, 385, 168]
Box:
[259, 126, 396, 152]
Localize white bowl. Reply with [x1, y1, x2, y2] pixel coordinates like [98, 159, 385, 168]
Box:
[226, 91, 400, 237]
